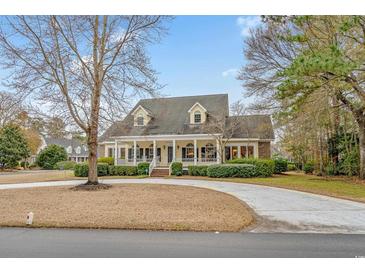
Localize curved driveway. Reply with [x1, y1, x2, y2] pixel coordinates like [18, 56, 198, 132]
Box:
[1, 178, 365, 234]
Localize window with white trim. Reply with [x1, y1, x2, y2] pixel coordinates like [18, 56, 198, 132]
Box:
[194, 111, 201, 123]
[182, 143, 194, 160]
[137, 115, 144, 126]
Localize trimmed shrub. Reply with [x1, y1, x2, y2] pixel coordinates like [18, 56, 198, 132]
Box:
[97, 157, 114, 165]
[74, 162, 118, 177]
[108, 165, 138, 176]
[137, 162, 150, 175]
[188, 165, 208, 176]
[227, 158, 274, 177]
[74, 163, 88, 177]
[207, 164, 257, 178]
[97, 163, 109, 176]
[108, 165, 116, 175]
[171, 162, 183, 176]
[36, 144, 68, 170]
[304, 161, 315, 174]
[20, 161, 29, 169]
[126, 166, 138, 176]
[273, 158, 288, 174]
[287, 163, 297, 171]
[55, 160, 76, 170]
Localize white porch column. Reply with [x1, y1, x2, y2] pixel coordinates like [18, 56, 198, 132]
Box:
[216, 139, 220, 163]
[172, 139, 176, 161]
[194, 139, 197, 166]
[114, 139, 118, 165]
[254, 142, 259, 158]
[125, 143, 129, 163]
[133, 140, 137, 166]
[153, 140, 157, 162]
[238, 145, 241, 158]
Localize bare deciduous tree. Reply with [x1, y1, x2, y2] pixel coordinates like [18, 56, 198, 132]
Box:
[0, 91, 25, 127]
[203, 101, 246, 163]
[0, 16, 169, 187]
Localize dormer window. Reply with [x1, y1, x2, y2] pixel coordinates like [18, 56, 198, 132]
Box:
[194, 111, 201, 123]
[137, 115, 144, 126]
[132, 105, 151, 126]
[188, 102, 207, 124]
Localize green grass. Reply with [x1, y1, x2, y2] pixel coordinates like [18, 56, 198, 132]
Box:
[174, 172, 365, 203]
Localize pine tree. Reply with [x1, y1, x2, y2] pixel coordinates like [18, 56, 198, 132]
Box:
[0, 124, 31, 169]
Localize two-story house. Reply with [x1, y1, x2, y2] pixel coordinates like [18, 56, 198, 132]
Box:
[98, 94, 274, 173]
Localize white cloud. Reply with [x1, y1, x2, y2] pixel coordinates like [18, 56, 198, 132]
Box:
[236, 16, 262, 37]
[222, 68, 238, 78]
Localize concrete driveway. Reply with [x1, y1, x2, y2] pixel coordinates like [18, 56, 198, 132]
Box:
[1, 178, 365, 233]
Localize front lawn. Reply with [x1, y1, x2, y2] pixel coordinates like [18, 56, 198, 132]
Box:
[174, 172, 365, 203]
[0, 184, 254, 232]
[0, 170, 146, 184]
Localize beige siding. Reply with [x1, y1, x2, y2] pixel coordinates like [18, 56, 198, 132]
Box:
[98, 144, 105, 158]
[189, 104, 207, 124]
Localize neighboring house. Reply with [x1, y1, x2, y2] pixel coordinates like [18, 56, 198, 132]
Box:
[99, 94, 274, 170]
[38, 136, 89, 163]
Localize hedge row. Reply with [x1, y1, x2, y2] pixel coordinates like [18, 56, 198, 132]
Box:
[207, 164, 257, 178]
[74, 163, 108, 177]
[74, 163, 139, 177]
[227, 158, 275, 177]
[188, 165, 208, 176]
[97, 157, 114, 165]
[54, 160, 76, 170]
[108, 165, 138, 176]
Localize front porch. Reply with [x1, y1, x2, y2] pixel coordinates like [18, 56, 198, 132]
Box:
[103, 135, 260, 167]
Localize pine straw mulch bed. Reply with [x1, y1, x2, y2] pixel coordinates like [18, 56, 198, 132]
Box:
[0, 184, 254, 232]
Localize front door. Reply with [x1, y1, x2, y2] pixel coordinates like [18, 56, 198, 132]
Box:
[167, 146, 173, 163]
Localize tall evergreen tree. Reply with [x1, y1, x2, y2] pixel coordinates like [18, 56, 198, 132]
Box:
[0, 124, 31, 168]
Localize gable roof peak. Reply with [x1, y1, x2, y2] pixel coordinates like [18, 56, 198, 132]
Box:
[187, 102, 207, 113]
[131, 104, 152, 116]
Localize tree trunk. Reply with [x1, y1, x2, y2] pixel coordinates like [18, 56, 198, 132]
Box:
[86, 15, 101, 185]
[358, 120, 365, 179]
[220, 146, 224, 164]
[87, 131, 99, 184]
[319, 130, 324, 176]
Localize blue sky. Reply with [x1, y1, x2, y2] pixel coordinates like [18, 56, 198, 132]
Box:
[0, 16, 262, 107]
[148, 15, 262, 105]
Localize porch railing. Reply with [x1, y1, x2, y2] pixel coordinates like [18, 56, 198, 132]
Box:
[199, 158, 218, 163]
[168, 161, 174, 176]
[148, 158, 156, 176]
[174, 157, 217, 163]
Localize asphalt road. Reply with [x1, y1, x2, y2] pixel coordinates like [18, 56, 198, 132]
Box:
[0, 228, 364, 258]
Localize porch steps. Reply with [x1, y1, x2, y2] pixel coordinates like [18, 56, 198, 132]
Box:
[150, 168, 169, 177]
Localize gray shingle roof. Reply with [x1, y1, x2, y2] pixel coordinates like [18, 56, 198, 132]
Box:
[100, 94, 274, 142]
[44, 137, 88, 157]
[227, 115, 275, 139]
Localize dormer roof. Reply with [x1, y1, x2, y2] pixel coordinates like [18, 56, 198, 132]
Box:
[131, 105, 152, 116]
[187, 102, 207, 113]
